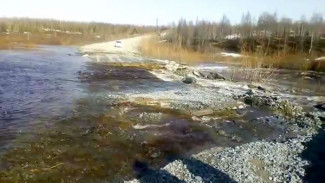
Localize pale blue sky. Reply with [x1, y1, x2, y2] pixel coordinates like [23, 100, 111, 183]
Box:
[0, 0, 324, 25]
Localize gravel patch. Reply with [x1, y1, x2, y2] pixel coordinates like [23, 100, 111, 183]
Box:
[126, 135, 314, 183]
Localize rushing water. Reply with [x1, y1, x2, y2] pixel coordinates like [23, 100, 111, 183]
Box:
[0, 47, 316, 182]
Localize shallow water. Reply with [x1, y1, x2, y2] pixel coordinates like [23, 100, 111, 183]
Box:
[0, 46, 87, 150]
[0, 47, 303, 182]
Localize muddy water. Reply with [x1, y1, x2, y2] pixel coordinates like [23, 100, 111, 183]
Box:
[0, 47, 294, 182]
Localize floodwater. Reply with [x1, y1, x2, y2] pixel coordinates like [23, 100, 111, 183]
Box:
[0, 46, 87, 150]
[0, 46, 317, 182]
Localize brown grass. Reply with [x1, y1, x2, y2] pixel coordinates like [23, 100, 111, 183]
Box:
[134, 36, 325, 72]
[239, 52, 325, 72]
[0, 32, 133, 50]
[227, 67, 274, 83]
[140, 37, 209, 64]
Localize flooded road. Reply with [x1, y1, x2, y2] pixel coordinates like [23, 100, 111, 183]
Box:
[0, 46, 322, 182]
[0, 46, 87, 150]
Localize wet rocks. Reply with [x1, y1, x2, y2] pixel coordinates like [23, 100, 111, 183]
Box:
[246, 89, 255, 96]
[182, 76, 196, 84]
[300, 72, 321, 80]
[139, 112, 162, 123]
[128, 135, 312, 183]
[241, 94, 276, 107]
[174, 67, 192, 76]
[165, 61, 179, 72]
[257, 86, 266, 92]
[193, 71, 226, 80]
[314, 103, 325, 111]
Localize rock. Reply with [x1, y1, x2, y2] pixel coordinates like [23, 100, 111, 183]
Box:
[174, 68, 191, 76]
[257, 86, 266, 92]
[246, 89, 255, 96]
[192, 71, 201, 77]
[150, 152, 160, 158]
[194, 71, 226, 80]
[314, 103, 325, 111]
[182, 76, 196, 84]
[231, 135, 242, 142]
[217, 130, 227, 136]
[300, 72, 321, 79]
[139, 112, 162, 123]
[207, 72, 226, 80]
[165, 61, 179, 72]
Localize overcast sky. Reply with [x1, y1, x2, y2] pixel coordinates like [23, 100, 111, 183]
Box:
[0, 0, 324, 25]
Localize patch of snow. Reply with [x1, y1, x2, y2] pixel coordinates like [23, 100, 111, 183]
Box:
[133, 123, 170, 130]
[220, 52, 242, 58]
[165, 61, 180, 72]
[315, 57, 325, 61]
[195, 65, 229, 70]
[225, 34, 241, 39]
[150, 70, 181, 81]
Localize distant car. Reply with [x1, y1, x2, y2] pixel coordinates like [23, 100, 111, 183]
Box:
[115, 41, 122, 48]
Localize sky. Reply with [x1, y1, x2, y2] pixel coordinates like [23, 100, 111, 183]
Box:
[0, 0, 324, 25]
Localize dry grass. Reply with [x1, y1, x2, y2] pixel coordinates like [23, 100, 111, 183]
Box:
[141, 36, 325, 72]
[0, 32, 132, 50]
[140, 37, 209, 64]
[0, 36, 37, 49]
[239, 52, 325, 72]
[228, 67, 274, 83]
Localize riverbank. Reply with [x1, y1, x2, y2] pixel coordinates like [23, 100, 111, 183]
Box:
[0, 37, 323, 182]
[0, 32, 137, 50]
[79, 36, 324, 182]
[141, 36, 325, 72]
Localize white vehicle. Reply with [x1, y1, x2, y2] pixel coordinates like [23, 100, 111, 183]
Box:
[114, 41, 122, 48]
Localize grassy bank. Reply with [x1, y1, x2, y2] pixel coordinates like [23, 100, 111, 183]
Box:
[141, 37, 325, 72]
[0, 32, 135, 50]
[241, 53, 325, 71]
[141, 37, 210, 64]
[0, 17, 156, 49]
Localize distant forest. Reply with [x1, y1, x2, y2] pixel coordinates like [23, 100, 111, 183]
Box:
[0, 18, 155, 46]
[165, 12, 325, 55]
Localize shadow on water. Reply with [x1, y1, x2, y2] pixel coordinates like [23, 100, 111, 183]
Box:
[133, 157, 237, 183]
[301, 125, 325, 183]
[78, 62, 178, 93]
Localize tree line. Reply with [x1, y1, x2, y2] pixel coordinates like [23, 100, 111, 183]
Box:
[0, 18, 154, 39]
[165, 12, 325, 55]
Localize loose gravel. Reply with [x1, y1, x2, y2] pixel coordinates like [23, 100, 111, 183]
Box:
[126, 135, 314, 183]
